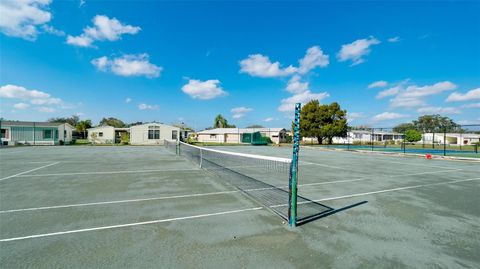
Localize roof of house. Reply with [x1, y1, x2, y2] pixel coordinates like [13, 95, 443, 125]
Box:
[129, 122, 180, 129]
[87, 126, 130, 131]
[0, 121, 73, 128]
[197, 128, 285, 134]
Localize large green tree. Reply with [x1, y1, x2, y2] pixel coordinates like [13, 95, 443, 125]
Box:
[48, 115, 79, 126]
[413, 114, 459, 132]
[393, 123, 415, 133]
[76, 120, 92, 139]
[99, 117, 126, 128]
[246, 125, 265, 128]
[213, 114, 236, 128]
[299, 100, 348, 144]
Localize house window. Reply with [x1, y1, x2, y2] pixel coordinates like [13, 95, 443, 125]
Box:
[210, 134, 217, 138]
[44, 130, 52, 139]
[99, 132, 103, 137]
[148, 126, 160, 139]
[1, 129, 8, 139]
[172, 130, 178, 140]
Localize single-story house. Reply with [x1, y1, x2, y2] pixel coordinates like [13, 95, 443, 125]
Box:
[0, 120, 74, 146]
[130, 123, 180, 145]
[421, 133, 480, 146]
[196, 128, 288, 144]
[303, 130, 404, 144]
[87, 126, 129, 144]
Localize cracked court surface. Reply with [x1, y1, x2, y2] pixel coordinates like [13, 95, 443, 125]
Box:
[1, 145, 479, 268]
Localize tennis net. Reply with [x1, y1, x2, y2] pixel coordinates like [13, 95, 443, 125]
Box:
[164, 140, 178, 154]
[167, 141, 332, 224]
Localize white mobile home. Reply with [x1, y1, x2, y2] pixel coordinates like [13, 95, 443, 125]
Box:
[87, 126, 129, 144]
[196, 128, 287, 144]
[1, 121, 74, 146]
[130, 123, 180, 145]
[303, 130, 404, 144]
[421, 133, 480, 146]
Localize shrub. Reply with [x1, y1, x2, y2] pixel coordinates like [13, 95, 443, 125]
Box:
[405, 129, 422, 142]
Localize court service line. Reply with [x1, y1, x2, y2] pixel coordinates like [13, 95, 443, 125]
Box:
[14, 168, 202, 178]
[0, 169, 460, 214]
[299, 161, 343, 170]
[1, 177, 478, 242]
[0, 162, 60, 182]
[311, 177, 480, 203]
[0, 207, 263, 242]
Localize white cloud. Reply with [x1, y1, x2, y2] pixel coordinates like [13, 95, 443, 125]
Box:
[67, 15, 140, 47]
[376, 85, 401, 99]
[125, 97, 132, 103]
[368, 80, 388, 89]
[181, 79, 227, 100]
[347, 112, 364, 123]
[66, 35, 94, 47]
[13, 102, 29, 109]
[264, 117, 275, 122]
[0, 0, 52, 40]
[138, 103, 159, 110]
[286, 75, 309, 94]
[372, 112, 408, 122]
[79, 0, 86, 7]
[417, 106, 461, 115]
[278, 91, 329, 112]
[0, 84, 63, 106]
[390, 81, 457, 108]
[462, 103, 480, 109]
[91, 54, 162, 78]
[239, 54, 296, 77]
[445, 88, 480, 102]
[36, 106, 55, 113]
[231, 107, 253, 119]
[297, 46, 329, 74]
[41, 25, 64, 36]
[337, 36, 380, 66]
[388, 36, 400, 43]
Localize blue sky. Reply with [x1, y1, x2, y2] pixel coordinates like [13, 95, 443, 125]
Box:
[0, 0, 479, 129]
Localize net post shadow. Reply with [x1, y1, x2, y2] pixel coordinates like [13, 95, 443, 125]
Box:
[296, 200, 368, 226]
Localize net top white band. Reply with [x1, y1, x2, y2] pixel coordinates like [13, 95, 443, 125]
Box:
[179, 141, 292, 163]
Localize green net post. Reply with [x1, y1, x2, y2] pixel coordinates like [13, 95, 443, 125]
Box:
[288, 103, 301, 227]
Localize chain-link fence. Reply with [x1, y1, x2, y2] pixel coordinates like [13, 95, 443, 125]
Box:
[303, 125, 480, 158]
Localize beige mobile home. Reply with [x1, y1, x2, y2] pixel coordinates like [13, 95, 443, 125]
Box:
[130, 123, 180, 145]
[87, 126, 129, 144]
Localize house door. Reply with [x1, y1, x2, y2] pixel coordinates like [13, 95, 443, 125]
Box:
[224, 134, 228, 143]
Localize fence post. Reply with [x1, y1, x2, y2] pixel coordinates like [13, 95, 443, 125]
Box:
[443, 128, 447, 156]
[371, 128, 374, 151]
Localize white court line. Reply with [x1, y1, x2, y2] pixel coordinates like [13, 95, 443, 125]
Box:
[0, 162, 60, 182]
[310, 177, 480, 203]
[1, 177, 478, 242]
[0, 169, 460, 214]
[0, 207, 263, 242]
[299, 161, 343, 170]
[14, 168, 202, 178]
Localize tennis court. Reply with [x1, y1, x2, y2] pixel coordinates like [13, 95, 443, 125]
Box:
[1, 145, 479, 268]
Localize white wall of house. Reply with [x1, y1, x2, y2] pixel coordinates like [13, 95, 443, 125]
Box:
[421, 133, 480, 145]
[130, 123, 180, 145]
[87, 126, 116, 144]
[58, 123, 74, 143]
[196, 128, 286, 144]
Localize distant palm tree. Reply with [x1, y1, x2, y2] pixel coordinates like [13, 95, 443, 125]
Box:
[214, 114, 235, 128]
[76, 120, 92, 139]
